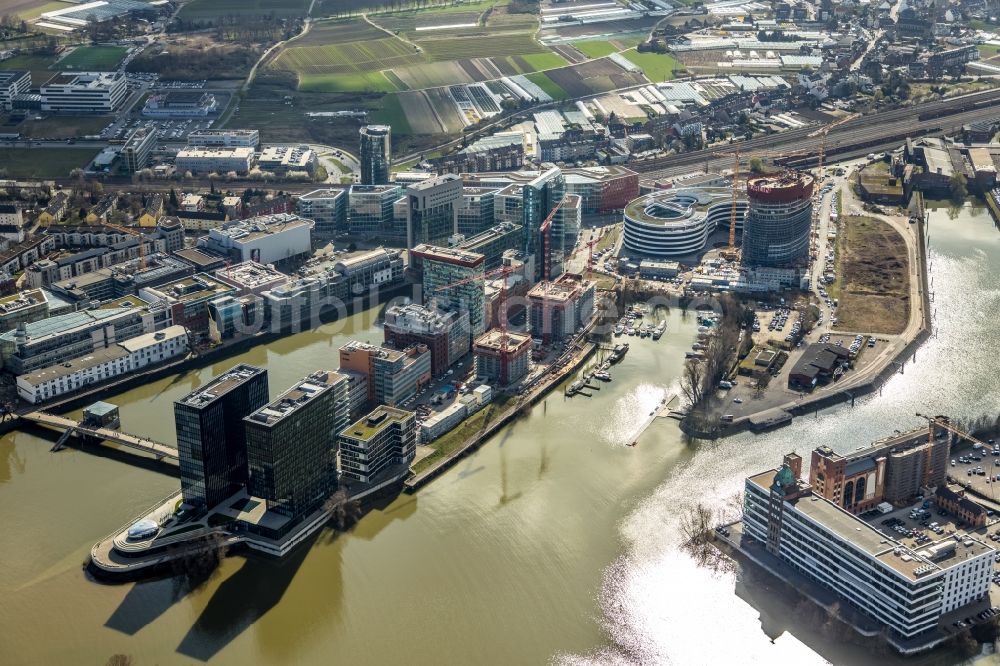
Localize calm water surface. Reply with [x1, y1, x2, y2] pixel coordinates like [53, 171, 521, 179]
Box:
[0, 202, 998, 665]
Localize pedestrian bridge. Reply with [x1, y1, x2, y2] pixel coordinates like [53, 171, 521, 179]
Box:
[22, 411, 178, 462]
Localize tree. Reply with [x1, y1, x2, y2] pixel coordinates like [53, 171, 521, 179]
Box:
[168, 187, 179, 209]
[949, 173, 968, 202]
[748, 156, 764, 174]
[680, 358, 705, 407]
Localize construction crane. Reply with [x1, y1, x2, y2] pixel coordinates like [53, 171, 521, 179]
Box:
[435, 263, 517, 384]
[915, 413, 993, 492]
[104, 222, 147, 270]
[572, 238, 599, 281]
[807, 112, 861, 184]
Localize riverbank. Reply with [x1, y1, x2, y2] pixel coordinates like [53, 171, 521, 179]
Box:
[685, 191, 933, 440]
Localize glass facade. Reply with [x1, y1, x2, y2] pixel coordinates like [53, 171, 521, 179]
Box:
[359, 125, 392, 185]
[521, 167, 565, 280]
[174, 365, 269, 509]
[348, 185, 402, 239]
[244, 371, 349, 525]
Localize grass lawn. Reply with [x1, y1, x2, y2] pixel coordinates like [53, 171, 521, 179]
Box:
[372, 93, 413, 134]
[526, 71, 568, 100]
[517, 51, 568, 71]
[0, 53, 57, 86]
[572, 40, 617, 59]
[0, 148, 99, 177]
[16, 115, 112, 139]
[621, 49, 683, 82]
[58, 46, 128, 71]
[299, 71, 399, 92]
[979, 44, 1000, 59]
[411, 396, 513, 475]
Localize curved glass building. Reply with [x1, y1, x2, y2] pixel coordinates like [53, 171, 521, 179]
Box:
[741, 171, 814, 267]
[622, 187, 748, 257]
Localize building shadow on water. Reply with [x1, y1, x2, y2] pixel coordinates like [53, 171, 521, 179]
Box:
[175, 532, 319, 662]
[104, 568, 215, 636]
[734, 561, 929, 665]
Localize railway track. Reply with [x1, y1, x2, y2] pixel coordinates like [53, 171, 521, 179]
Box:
[631, 88, 1000, 180]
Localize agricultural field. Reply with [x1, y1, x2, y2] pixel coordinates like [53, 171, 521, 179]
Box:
[57, 46, 127, 71]
[178, 0, 311, 20]
[620, 49, 683, 82]
[525, 71, 567, 100]
[535, 57, 648, 99]
[271, 12, 565, 93]
[571, 40, 617, 59]
[0, 148, 99, 178]
[372, 93, 414, 134]
[1, 0, 64, 20]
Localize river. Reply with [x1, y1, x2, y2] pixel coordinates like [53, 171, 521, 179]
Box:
[0, 202, 998, 666]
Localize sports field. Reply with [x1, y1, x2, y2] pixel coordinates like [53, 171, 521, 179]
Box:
[58, 46, 127, 71]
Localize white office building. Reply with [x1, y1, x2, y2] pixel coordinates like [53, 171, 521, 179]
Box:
[0, 70, 30, 111]
[175, 147, 255, 175]
[40, 71, 128, 113]
[198, 213, 313, 265]
[17, 325, 188, 404]
[743, 457, 994, 642]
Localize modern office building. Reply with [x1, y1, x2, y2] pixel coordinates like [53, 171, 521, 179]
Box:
[139, 274, 237, 333]
[741, 170, 814, 267]
[455, 221, 523, 270]
[406, 174, 463, 248]
[0, 298, 173, 374]
[187, 129, 260, 149]
[49, 253, 194, 304]
[809, 425, 952, 514]
[18, 325, 188, 404]
[142, 90, 217, 118]
[122, 127, 157, 174]
[473, 329, 531, 385]
[348, 184, 402, 238]
[333, 247, 405, 294]
[244, 370, 350, 531]
[198, 213, 313, 265]
[411, 244, 487, 337]
[456, 186, 498, 237]
[298, 188, 348, 242]
[623, 187, 747, 258]
[743, 454, 994, 642]
[40, 71, 128, 113]
[258, 145, 316, 175]
[0, 289, 53, 332]
[521, 166, 565, 279]
[175, 147, 255, 175]
[359, 125, 392, 185]
[174, 364, 269, 509]
[339, 340, 432, 408]
[383, 303, 470, 376]
[527, 272, 595, 343]
[338, 406, 416, 484]
[0, 70, 30, 111]
[561, 165, 639, 214]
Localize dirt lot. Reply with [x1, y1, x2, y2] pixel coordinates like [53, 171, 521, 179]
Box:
[833, 215, 910, 335]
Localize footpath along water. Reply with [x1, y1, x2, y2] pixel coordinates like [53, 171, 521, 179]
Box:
[0, 202, 997, 665]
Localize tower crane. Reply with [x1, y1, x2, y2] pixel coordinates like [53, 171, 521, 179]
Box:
[434, 263, 517, 385]
[806, 112, 861, 184]
[915, 413, 993, 494]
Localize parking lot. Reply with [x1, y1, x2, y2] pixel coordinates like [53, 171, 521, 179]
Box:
[860, 496, 1000, 633]
[949, 441, 1000, 505]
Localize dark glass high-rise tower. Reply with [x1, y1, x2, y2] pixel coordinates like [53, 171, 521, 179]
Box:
[359, 125, 392, 185]
[174, 364, 268, 509]
[244, 370, 350, 526]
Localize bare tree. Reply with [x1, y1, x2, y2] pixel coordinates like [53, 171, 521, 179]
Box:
[680, 358, 705, 407]
[324, 489, 362, 530]
[105, 655, 134, 666]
